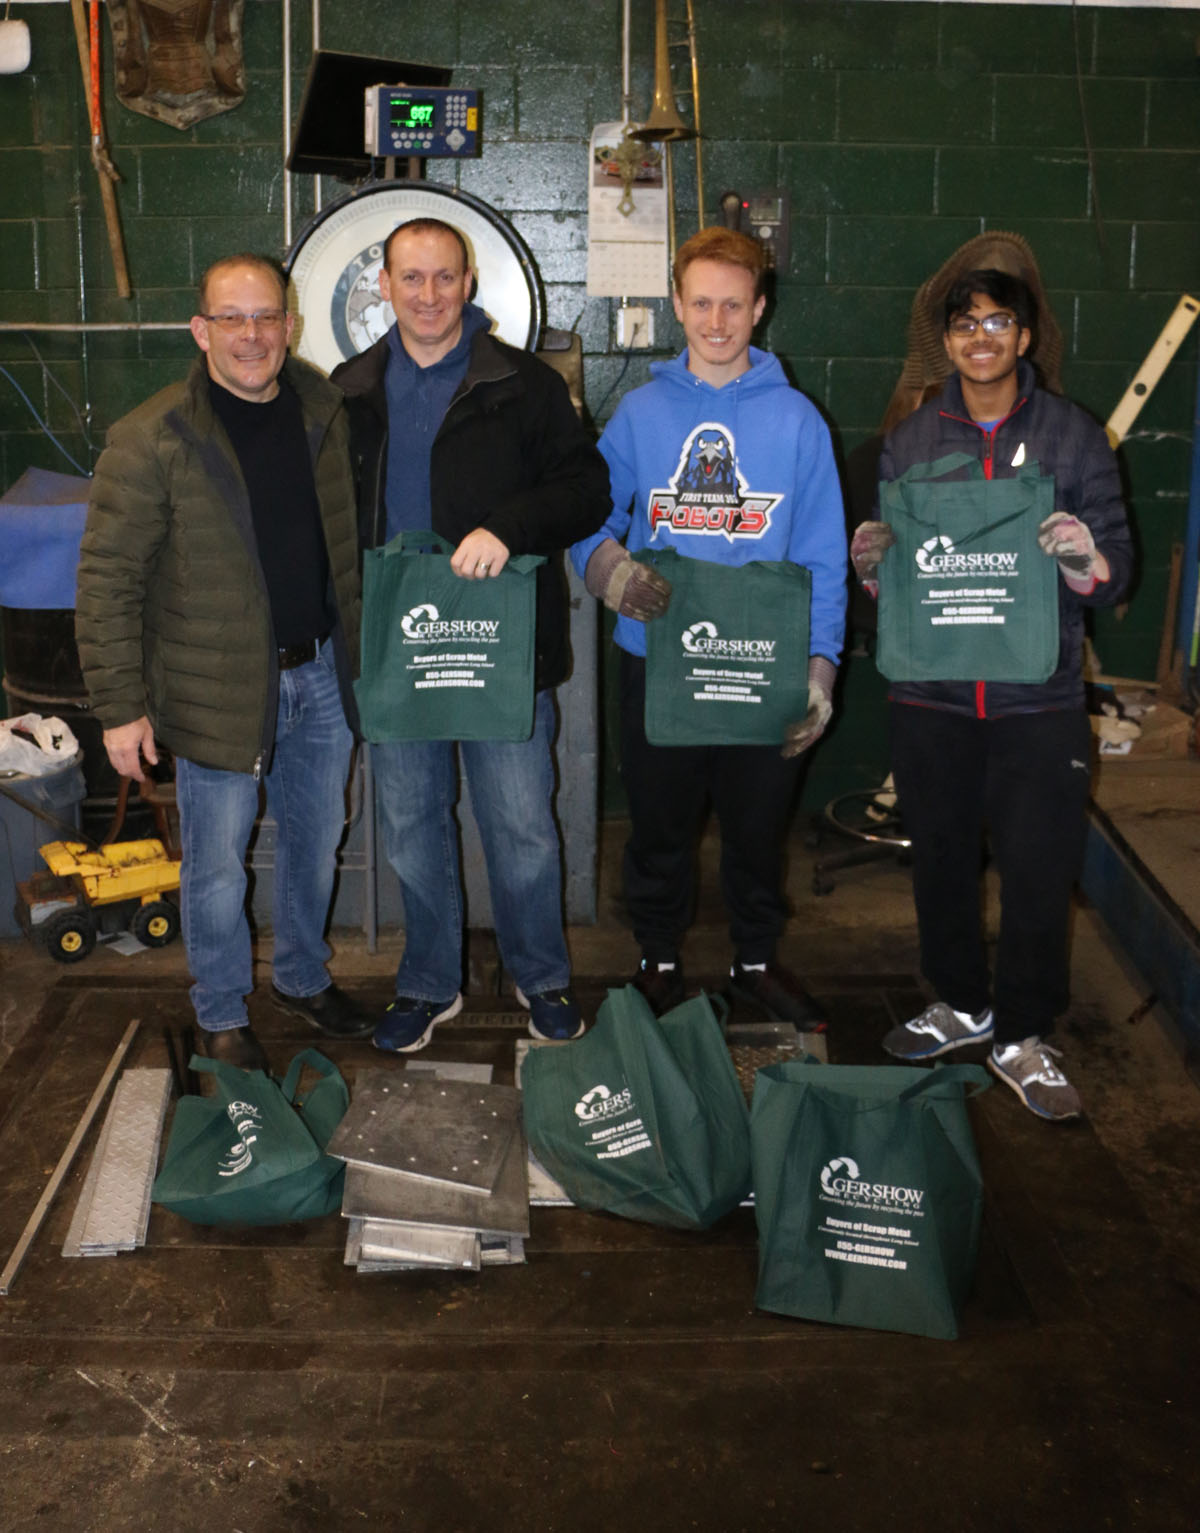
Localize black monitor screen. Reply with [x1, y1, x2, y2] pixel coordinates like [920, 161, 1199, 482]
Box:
[288, 51, 452, 180]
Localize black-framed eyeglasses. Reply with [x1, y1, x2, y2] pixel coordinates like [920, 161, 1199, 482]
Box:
[200, 310, 288, 332]
[947, 313, 1018, 338]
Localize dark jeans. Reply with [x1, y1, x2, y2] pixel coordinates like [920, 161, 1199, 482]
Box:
[619, 650, 802, 964]
[889, 702, 1093, 1044]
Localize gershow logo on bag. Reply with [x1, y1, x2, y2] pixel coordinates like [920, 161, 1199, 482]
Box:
[574, 1083, 634, 1122]
[400, 603, 501, 643]
[217, 1099, 263, 1178]
[680, 619, 777, 660]
[914, 535, 1019, 577]
[646, 423, 782, 542]
[819, 1154, 926, 1211]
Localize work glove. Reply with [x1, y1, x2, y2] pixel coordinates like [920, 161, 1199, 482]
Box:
[584, 537, 672, 621]
[1037, 512, 1099, 580]
[781, 657, 836, 759]
[850, 520, 896, 584]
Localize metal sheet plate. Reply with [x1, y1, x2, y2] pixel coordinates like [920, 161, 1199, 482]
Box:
[360, 1221, 481, 1270]
[480, 1235, 525, 1266]
[341, 1120, 530, 1237]
[403, 1060, 494, 1084]
[328, 1071, 521, 1194]
[514, 1040, 573, 1206]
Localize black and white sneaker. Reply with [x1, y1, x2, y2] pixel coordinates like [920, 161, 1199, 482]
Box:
[882, 1001, 994, 1061]
[988, 1037, 1082, 1121]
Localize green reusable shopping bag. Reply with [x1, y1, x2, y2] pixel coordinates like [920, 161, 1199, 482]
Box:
[355, 529, 546, 742]
[522, 986, 751, 1230]
[750, 1061, 990, 1340]
[152, 1048, 349, 1226]
[876, 453, 1060, 684]
[639, 548, 811, 746]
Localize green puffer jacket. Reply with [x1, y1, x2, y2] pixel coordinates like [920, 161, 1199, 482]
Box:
[76, 355, 361, 775]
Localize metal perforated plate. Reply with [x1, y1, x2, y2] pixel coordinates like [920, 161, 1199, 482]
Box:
[341, 1119, 530, 1237]
[327, 1071, 520, 1194]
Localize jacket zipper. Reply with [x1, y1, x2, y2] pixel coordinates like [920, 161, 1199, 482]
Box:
[937, 396, 1028, 720]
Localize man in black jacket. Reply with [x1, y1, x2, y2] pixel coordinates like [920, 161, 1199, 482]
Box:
[333, 218, 610, 1050]
[852, 269, 1133, 1121]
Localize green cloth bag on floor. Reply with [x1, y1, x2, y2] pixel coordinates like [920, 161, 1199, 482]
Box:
[876, 453, 1059, 683]
[152, 1048, 349, 1226]
[522, 985, 751, 1230]
[640, 548, 811, 746]
[355, 529, 545, 742]
[751, 1060, 990, 1340]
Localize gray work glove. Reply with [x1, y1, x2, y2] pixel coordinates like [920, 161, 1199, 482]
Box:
[781, 657, 836, 759]
[1037, 511, 1099, 580]
[850, 520, 896, 584]
[584, 537, 672, 621]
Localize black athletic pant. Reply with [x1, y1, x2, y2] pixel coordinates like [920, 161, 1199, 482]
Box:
[889, 702, 1092, 1045]
[619, 650, 802, 964]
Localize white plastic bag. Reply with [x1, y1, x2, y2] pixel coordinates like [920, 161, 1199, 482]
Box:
[0, 713, 80, 777]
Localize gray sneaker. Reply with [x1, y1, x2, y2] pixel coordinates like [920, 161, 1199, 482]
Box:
[988, 1038, 1082, 1121]
[882, 1001, 994, 1061]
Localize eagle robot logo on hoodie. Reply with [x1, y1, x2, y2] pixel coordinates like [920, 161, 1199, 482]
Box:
[648, 422, 783, 542]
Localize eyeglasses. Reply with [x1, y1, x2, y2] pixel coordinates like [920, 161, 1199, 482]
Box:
[947, 313, 1018, 338]
[200, 310, 287, 332]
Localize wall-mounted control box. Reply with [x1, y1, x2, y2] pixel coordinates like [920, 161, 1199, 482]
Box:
[364, 86, 480, 158]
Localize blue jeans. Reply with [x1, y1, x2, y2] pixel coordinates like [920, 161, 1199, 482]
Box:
[175, 640, 353, 1030]
[372, 689, 570, 1001]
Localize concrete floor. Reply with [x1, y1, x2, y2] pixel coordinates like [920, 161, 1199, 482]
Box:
[0, 812, 1198, 1531]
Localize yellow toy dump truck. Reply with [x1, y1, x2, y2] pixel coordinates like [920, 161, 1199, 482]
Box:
[16, 838, 181, 962]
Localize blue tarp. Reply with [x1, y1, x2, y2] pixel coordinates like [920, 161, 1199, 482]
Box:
[0, 467, 91, 610]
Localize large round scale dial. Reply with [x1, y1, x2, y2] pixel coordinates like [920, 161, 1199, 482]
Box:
[285, 181, 544, 376]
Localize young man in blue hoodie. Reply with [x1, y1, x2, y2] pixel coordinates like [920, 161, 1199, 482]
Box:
[572, 228, 847, 1027]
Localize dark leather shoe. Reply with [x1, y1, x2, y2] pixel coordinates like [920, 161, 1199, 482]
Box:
[197, 1024, 271, 1072]
[729, 961, 828, 1033]
[270, 982, 374, 1038]
[631, 957, 686, 1017]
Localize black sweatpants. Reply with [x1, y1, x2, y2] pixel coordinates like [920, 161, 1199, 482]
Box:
[889, 702, 1093, 1045]
[619, 650, 802, 964]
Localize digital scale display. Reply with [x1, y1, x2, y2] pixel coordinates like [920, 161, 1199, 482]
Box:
[391, 97, 435, 131]
[364, 85, 479, 158]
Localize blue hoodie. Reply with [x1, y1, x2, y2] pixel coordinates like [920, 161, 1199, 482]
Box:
[572, 347, 847, 661]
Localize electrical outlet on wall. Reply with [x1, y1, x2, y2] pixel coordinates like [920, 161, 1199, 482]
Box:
[617, 305, 653, 349]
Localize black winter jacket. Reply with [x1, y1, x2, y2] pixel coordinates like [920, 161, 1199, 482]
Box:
[877, 360, 1134, 718]
[332, 328, 611, 691]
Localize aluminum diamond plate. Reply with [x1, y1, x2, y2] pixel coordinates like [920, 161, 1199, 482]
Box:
[63, 1069, 171, 1257]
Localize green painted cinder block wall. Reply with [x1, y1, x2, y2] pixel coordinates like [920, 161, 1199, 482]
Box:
[0, 1, 1197, 810]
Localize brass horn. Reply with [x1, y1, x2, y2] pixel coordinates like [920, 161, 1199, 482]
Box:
[630, 0, 696, 143]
